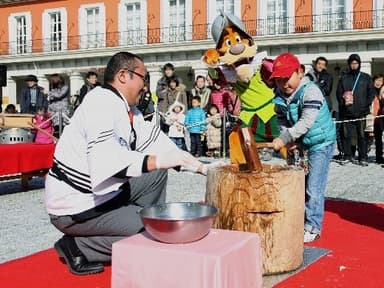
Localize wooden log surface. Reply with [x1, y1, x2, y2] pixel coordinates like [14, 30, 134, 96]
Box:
[206, 164, 305, 275]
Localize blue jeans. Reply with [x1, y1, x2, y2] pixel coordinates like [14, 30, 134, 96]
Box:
[304, 143, 334, 234]
[170, 137, 185, 150]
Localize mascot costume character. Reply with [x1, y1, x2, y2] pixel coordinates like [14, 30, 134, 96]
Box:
[203, 11, 281, 167]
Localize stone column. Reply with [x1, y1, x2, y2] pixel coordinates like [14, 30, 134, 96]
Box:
[192, 65, 208, 80]
[360, 61, 372, 75]
[69, 72, 84, 96]
[147, 66, 163, 94]
[304, 64, 312, 74]
[3, 77, 17, 106]
[37, 74, 49, 91]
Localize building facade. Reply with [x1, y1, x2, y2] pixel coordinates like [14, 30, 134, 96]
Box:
[0, 0, 383, 111]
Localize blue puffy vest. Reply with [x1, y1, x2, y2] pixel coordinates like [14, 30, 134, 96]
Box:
[274, 83, 336, 152]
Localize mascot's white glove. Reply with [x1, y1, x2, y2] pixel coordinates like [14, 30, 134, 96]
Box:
[156, 150, 200, 170]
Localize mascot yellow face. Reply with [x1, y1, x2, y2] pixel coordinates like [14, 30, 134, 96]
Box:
[204, 26, 257, 66]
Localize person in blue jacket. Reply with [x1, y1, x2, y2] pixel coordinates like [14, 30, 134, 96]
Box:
[271, 53, 336, 243]
[185, 96, 206, 157]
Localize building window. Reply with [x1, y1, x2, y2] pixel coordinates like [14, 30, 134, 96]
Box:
[79, 3, 106, 49]
[160, 0, 192, 42]
[43, 8, 67, 52]
[207, 0, 241, 32]
[313, 0, 352, 32]
[118, 0, 147, 46]
[267, 0, 288, 34]
[50, 12, 62, 51]
[374, 0, 384, 28]
[170, 0, 186, 41]
[8, 12, 32, 55]
[216, 0, 235, 15]
[16, 16, 27, 53]
[257, 0, 294, 36]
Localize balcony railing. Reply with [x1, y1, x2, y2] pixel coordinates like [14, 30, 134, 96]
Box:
[1, 9, 384, 56]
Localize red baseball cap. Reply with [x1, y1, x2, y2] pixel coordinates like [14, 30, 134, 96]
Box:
[270, 53, 301, 80]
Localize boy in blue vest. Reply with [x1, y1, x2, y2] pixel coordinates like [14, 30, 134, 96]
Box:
[271, 53, 336, 243]
[185, 96, 206, 157]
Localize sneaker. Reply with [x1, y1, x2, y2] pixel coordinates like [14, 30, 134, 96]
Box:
[358, 160, 369, 167]
[332, 153, 344, 160]
[304, 230, 320, 243]
[338, 157, 352, 165]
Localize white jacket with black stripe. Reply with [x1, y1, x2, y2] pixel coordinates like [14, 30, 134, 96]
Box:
[45, 86, 177, 216]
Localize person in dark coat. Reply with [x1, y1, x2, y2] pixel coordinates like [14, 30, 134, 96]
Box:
[306, 56, 333, 110]
[336, 54, 376, 166]
[20, 75, 48, 114]
[155, 63, 183, 103]
[75, 71, 101, 109]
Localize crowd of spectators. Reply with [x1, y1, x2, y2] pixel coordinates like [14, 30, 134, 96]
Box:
[2, 55, 383, 166]
[155, 63, 240, 158]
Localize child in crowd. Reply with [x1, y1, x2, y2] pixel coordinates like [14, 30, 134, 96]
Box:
[210, 82, 240, 117]
[185, 96, 206, 157]
[165, 101, 186, 150]
[271, 53, 336, 243]
[160, 77, 188, 115]
[159, 77, 188, 134]
[205, 104, 222, 157]
[4, 104, 18, 113]
[34, 106, 54, 144]
[190, 75, 211, 110]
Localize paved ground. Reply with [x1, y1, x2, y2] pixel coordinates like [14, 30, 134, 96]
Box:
[1, 152, 383, 288]
[1, 153, 383, 264]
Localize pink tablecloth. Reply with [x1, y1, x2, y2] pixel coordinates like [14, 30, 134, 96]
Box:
[111, 228, 262, 288]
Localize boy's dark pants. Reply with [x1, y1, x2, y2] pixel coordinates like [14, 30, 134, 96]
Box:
[190, 133, 202, 156]
[374, 121, 383, 162]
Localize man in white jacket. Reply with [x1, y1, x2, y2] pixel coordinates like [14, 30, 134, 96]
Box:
[45, 52, 212, 275]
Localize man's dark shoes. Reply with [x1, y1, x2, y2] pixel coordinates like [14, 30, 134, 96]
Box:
[54, 235, 104, 275]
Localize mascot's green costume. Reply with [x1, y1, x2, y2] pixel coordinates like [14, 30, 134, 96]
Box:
[203, 10, 279, 142]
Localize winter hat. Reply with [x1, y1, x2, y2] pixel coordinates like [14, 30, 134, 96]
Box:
[270, 53, 301, 80]
[347, 54, 361, 64]
[168, 101, 185, 114]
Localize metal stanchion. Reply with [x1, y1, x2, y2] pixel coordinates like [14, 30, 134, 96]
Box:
[58, 109, 63, 136]
[155, 106, 160, 127]
[222, 108, 227, 158]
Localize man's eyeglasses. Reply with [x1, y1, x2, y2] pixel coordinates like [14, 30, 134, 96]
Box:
[124, 69, 149, 84]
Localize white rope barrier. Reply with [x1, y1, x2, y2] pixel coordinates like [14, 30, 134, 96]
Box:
[333, 114, 384, 124]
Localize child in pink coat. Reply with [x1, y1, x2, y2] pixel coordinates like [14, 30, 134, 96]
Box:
[34, 107, 54, 144]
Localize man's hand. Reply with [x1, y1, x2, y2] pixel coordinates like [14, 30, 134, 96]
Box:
[272, 138, 285, 151]
[156, 150, 197, 170]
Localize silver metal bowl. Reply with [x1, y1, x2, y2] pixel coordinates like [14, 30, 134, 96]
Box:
[0, 128, 34, 144]
[138, 202, 218, 244]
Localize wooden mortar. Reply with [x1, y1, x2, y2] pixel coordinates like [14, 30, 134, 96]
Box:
[206, 164, 305, 275]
